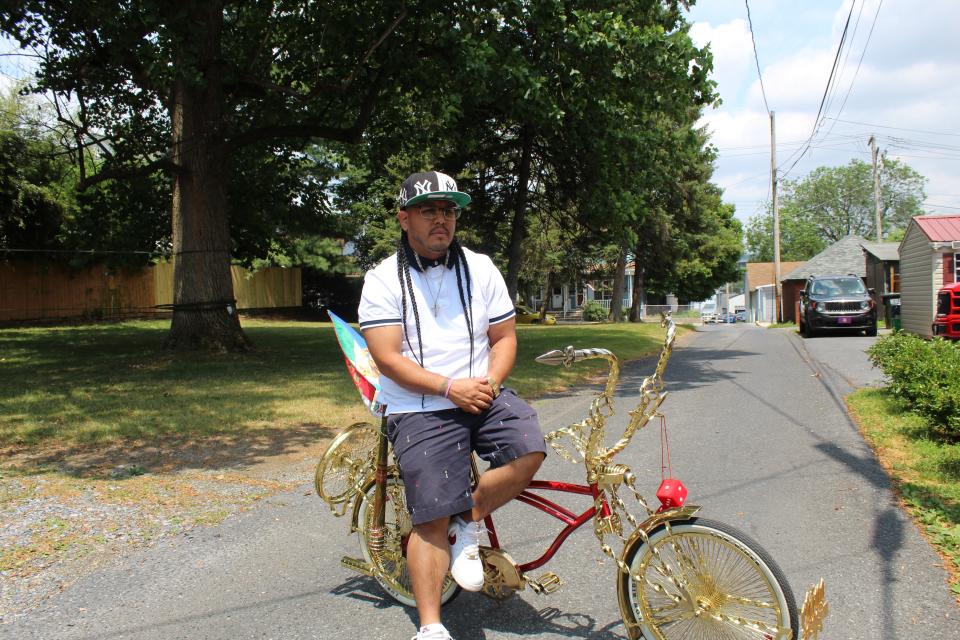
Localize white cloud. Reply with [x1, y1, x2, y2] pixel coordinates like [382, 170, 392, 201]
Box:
[689, 19, 754, 101]
[688, 1, 960, 219]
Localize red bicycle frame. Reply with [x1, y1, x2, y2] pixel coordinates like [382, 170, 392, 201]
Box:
[482, 480, 611, 573]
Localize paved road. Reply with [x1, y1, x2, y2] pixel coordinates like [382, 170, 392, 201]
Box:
[7, 324, 959, 640]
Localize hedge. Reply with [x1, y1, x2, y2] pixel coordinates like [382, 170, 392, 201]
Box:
[867, 332, 960, 437]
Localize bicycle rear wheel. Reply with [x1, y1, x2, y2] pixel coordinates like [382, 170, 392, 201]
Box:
[619, 517, 797, 639]
[355, 475, 460, 608]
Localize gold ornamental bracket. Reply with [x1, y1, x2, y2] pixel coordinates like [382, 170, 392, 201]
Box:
[800, 578, 828, 639]
[537, 313, 677, 470]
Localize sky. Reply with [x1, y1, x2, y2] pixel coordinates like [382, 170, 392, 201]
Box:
[684, 0, 960, 225]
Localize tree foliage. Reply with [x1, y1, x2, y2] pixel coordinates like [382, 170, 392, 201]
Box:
[745, 158, 927, 261]
[3, 0, 739, 340]
[1, 0, 475, 350]
[338, 0, 727, 317]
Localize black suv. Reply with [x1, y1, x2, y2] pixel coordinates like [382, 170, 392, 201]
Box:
[798, 275, 877, 338]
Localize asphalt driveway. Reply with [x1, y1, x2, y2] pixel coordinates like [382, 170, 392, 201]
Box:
[6, 323, 958, 640]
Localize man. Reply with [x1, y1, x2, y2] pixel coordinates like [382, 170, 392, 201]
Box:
[359, 171, 545, 640]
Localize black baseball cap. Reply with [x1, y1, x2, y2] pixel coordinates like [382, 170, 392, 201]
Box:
[398, 171, 471, 209]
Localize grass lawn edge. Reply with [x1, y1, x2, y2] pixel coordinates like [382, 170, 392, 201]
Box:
[846, 388, 960, 602]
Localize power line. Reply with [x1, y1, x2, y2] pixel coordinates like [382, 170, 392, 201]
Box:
[744, 0, 770, 114]
[778, 0, 859, 179]
[818, 0, 883, 142]
[825, 117, 960, 138]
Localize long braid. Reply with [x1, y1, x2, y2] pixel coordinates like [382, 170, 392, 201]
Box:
[396, 233, 475, 395]
[396, 233, 425, 368]
[450, 239, 475, 377]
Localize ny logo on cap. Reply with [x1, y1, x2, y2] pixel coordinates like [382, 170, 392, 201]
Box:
[414, 179, 432, 196]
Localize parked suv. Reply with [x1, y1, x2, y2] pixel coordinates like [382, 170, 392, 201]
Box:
[798, 275, 877, 338]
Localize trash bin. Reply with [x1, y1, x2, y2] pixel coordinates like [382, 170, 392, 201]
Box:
[882, 293, 901, 331]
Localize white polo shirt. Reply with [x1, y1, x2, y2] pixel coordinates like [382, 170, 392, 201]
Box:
[358, 246, 515, 414]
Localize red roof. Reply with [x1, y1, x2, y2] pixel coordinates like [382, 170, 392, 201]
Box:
[913, 215, 960, 241]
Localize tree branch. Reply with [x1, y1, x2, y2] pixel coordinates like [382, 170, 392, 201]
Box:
[226, 62, 387, 151]
[344, 8, 407, 86]
[225, 122, 363, 150]
[76, 156, 178, 191]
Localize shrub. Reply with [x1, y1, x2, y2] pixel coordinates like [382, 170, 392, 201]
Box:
[581, 300, 607, 322]
[868, 333, 960, 437]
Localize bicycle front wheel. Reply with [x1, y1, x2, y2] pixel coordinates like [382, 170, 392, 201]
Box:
[619, 517, 797, 640]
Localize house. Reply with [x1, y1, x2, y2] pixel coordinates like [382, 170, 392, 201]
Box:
[861, 241, 900, 298]
[530, 263, 639, 315]
[529, 261, 688, 319]
[745, 261, 806, 323]
[897, 214, 960, 337]
[781, 235, 869, 323]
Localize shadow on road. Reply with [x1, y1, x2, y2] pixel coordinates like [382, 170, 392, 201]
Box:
[815, 441, 904, 640]
[2, 422, 336, 478]
[333, 575, 630, 639]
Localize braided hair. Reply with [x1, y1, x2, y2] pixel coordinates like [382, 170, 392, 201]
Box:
[396, 232, 475, 392]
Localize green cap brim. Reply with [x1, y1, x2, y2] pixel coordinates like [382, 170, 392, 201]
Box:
[404, 191, 471, 208]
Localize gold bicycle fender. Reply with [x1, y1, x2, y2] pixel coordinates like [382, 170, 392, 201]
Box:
[348, 468, 401, 533]
[617, 504, 702, 560]
[614, 504, 700, 640]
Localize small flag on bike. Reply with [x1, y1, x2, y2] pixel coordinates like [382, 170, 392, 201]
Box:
[328, 311, 386, 417]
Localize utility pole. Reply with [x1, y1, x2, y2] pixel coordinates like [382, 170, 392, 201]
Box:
[870, 135, 882, 242]
[771, 111, 782, 322]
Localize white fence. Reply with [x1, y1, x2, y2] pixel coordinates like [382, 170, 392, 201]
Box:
[556, 302, 705, 323]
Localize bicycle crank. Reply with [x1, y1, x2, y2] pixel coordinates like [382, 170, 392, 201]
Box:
[340, 555, 375, 577]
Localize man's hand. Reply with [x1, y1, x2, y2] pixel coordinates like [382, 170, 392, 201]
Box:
[447, 377, 496, 414]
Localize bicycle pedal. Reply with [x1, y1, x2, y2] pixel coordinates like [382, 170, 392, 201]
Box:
[529, 572, 563, 594]
[340, 555, 375, 577]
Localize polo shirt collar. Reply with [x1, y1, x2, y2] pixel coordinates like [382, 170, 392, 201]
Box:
[403, 241, 459, 273]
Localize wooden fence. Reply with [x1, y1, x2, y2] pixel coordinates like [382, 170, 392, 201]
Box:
[0, 261, 301, 322]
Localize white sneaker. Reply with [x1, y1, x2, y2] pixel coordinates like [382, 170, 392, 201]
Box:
[448, 516, 485, 591]
[411, 623, 452, 639]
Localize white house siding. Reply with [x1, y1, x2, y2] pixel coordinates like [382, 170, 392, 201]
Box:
[751, 285, 776, 323]
[898, 225, 935, 337]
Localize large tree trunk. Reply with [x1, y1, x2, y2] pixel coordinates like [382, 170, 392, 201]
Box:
[504, 127, 534, 302]
[629, 255, 644, 322]
[609, 241, 628, 322]
[539, 271, 552, 323]
[164, 2, 250, 352]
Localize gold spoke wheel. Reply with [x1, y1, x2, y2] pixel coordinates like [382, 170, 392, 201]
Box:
[355, 475, 460, 608]
[623, 518, 797, 639]
[315, 422, 378, 507]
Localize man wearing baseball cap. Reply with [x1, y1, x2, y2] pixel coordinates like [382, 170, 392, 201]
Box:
[359, 171, 546, 640]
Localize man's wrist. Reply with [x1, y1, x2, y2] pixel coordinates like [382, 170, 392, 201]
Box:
[487, 376, 501, 398]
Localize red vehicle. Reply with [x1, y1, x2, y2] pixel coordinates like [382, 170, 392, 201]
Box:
[933, 282, 960, 339]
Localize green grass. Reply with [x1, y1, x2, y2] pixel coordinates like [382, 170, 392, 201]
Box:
[848, 388, 960, 596]
[767, 321, 797, 329]
[0, 319, 675, 450]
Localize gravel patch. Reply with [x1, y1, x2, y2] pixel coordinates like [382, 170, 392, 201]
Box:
[0, 467, 305, 624]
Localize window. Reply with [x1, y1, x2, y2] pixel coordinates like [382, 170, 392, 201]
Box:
[955, 252, 959, 283]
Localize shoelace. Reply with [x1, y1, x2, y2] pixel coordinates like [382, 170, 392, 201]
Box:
[460, 521, 485, 559]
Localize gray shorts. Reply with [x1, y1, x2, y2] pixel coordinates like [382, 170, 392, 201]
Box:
[386, 389, 546, 525]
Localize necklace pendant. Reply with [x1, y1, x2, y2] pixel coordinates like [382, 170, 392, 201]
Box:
[432, 303, 440, 317]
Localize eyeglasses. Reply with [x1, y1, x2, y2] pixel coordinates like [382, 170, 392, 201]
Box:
[413, 205, 462, 221]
